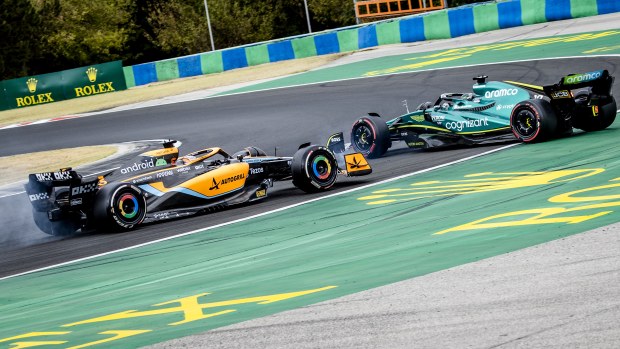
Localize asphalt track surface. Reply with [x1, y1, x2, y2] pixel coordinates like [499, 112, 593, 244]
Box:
[1, 57, 619, 279]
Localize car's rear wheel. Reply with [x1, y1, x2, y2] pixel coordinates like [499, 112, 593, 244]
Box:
[572, 92, 617, 132]
[510, 99, 558, 143]
[31, 189, 81, 236]
[350, 116, 390, 158]
[32, 209, 80, 236]
[292, 145, 338, 193]
[93, 184, 147, 232]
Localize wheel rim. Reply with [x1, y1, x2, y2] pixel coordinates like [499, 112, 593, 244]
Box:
[513, 108, 538, 138]
[114, 190, 144, 225]
[353, 123, 374, 152]
[307, 151, 336, 186]
[311, 155, 332, 181]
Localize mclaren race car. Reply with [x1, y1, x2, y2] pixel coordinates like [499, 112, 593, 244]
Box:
[351, 70, 616, 158]
[25, 137, 371, 236]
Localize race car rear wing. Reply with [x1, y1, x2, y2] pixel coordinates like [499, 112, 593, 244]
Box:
[24, 168, 98, 211]
[542, 70, 615, 109]
[548, 70, 614, 96]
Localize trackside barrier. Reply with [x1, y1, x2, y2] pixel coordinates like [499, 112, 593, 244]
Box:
[124, 0, 620, 88]
[0, 81, 8, 111]
[0, 61, 126, 111]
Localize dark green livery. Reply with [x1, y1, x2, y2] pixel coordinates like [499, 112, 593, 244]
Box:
[350, 71, 616, 158]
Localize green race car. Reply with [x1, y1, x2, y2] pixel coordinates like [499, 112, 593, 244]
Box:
[351, 70, 616, 158]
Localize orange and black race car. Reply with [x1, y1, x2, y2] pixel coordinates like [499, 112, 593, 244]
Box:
[25, 135, 371, 236]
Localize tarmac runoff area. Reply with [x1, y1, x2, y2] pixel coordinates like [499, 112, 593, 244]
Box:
[147, 223, 620, 349]
[145, 15, 620, 349]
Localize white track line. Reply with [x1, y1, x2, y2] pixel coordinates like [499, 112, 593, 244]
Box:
[0, 143, 518, 281]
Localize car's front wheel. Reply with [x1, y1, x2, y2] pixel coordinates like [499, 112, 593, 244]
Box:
[291, 145, 338, 193]
[350, 116, 390, 158]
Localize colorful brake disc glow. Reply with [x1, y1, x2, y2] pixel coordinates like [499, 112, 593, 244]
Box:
[118, 193, 139, 219]
[312, 155, 332, 180]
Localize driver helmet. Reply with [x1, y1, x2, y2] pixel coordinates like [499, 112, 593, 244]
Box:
[177, 155, 196, 165]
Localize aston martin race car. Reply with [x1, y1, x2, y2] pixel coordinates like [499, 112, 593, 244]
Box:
[25, 137, 371, 236]
[351, 70, 616, 158]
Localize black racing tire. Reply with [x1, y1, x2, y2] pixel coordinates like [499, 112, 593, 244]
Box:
[93, 183, 147, 232]
[32, 209, 80, 236]
[350, 116, 390, 158]
[573, 94, 617, 132]
[291, 145, 338, 193]
[31, 188, 80, 236]
[510, 99, 558, 143]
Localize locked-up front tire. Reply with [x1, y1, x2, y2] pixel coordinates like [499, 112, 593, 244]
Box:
[350, 116, 390, 158]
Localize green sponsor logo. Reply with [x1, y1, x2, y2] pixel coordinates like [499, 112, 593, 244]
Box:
[564, 70, 603, 84]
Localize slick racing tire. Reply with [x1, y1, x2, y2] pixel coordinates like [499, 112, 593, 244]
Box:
[93, 183, 147, 232]
[32, 209, 80, 236]
[292, 145, 338, 193]
[510, 99, 558, 143]
[350, 116, 390, 158]
[572, 93, 617, 132]
[31, 189, 80, 236]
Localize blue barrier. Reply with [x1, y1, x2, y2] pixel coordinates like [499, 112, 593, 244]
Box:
[597, 0, 620, 14]
[546, 0, 572, 21]
[358, 25, 378, 49]
[177, 56, 202, 78]
[267, 41, 295, 62]
[314, 33, 340, 55]
[222, 48, 248, 71]
[448, 7, 476, 38]
[133, 63, 158, 86]
[399, 16, 426, 43]
[498, 1, 523, 29]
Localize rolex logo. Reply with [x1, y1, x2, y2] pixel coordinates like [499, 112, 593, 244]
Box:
[86, 67, 98, 82]
[26, 78, 38, 93]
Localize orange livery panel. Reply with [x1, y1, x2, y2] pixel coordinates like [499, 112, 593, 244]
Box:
[181, 162, 249, 197]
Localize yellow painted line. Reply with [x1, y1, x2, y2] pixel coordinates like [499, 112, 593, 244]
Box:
[504, 80, 544, 91]
[456, 127, 512, 135]
[396, 125, 450, 132]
